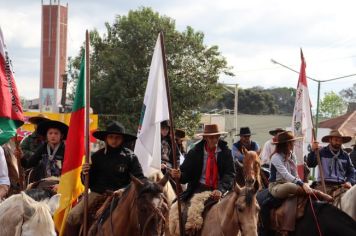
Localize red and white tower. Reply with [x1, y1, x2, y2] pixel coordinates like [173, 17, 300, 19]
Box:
[40, 0, 68, 112]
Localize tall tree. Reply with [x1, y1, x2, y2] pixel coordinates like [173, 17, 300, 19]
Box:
[339, 83, 356, 102]
[320, 91, 347, 118]
[69, 7, 232, 135]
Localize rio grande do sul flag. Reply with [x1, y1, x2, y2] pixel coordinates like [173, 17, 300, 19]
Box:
[54, 54, 85, 235]
[134, 34, 169, 176]
[0, 27, 24, 145]
[292, 49, 313, 180]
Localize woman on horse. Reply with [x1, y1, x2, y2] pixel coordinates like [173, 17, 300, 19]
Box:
[64, 121, 145, 236]
[269, 131, 332, 201]
[17, 120, 68, 183]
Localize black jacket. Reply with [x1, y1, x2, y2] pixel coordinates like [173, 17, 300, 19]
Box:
[88, 146, 145, 194]
[180, 139, 236, 201]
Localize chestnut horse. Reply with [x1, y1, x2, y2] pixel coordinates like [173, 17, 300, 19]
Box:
[88, 175, 169, 236]
[235, 147, 268, 189]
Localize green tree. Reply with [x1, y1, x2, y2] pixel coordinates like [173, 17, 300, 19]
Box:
[69, 7, 232, 135]
[319, 91, 347, 118]
[266, 87, 296, 114]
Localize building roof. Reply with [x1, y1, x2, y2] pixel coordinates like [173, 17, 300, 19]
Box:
[318, 111, 356, 137]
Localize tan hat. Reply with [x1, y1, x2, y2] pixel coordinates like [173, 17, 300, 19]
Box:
[321, 130, 352, 143]
[272, 131, 303, 144]
[28, 114, 50, 125]
[197, 124, 227, 136]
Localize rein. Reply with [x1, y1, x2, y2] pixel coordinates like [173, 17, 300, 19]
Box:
[308, 194, 323, 236]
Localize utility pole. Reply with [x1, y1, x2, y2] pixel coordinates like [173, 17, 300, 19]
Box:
[222, 83, 239, 142]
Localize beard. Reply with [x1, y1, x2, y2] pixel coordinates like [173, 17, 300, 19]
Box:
[330, 143, 341, 150]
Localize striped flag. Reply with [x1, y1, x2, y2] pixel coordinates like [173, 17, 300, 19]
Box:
[54, 54, 85, 235]
[292, 49, 313, 180]
[134, 34, 169, 176]
[0, 26, 24, 144]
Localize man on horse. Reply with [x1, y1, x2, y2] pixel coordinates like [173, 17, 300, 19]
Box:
[0, 146, 10, 200]
[171, 124, 235, 202]
[232, 127, 260, 162]
[16, 120, 68, 183]
[307, 130, 355, 195]
[64, 121, 145, 236]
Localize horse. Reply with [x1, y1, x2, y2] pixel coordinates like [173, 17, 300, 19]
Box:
[235, 147, 268, 189]
[88, 175, 169, 236]
[334, 184, 356, 221]
[169, 181, 260, 236]
[0, 191, 60, 236]
[292, 200, 356, 236]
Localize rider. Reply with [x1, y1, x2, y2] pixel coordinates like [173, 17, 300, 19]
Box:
[171, 124, 235, 202]
[269, 131, 332, 201]
[17, 120, 68, 183]
[232, 127, 260, 162]
[307, 130, 355, 195]
[64, 121, 145, 236]
[0, 146, 10, 200]
[260, 128, 285, 167]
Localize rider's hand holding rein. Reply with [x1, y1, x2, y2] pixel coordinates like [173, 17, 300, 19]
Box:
[302, 183, 313, 194]
[82, 163, 90, 175]
[14, 148, 23, 159]
[210, 190, 222, 200]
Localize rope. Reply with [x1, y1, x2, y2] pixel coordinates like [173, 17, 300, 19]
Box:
[308, 195, 323, 236]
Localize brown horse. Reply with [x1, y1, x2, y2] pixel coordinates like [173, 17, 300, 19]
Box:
[235, 147, 267, 189]
[88, 175, 169, 236]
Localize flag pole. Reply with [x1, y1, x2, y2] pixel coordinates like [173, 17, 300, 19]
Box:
[301, 49, 327, 193]
[83, 30, 91, 236]
[159, 32, 185, 236]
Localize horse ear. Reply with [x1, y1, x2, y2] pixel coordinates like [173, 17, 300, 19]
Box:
[47, 194, 61, 215]
[21, 192, 35, 219]
[130, 174, 144, 188]
[234, 183, 242, 195]
[158, 172, 169, 187]
[241, 146, 248, 155]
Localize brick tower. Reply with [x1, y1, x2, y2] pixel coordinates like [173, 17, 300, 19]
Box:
[40, 0, 68, 112]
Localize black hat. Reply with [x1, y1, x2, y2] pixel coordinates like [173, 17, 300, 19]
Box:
[236, 127, 254, 136]
[93, 121, 137, 142]
[28, 114, 50, 125]
[161, 120, 170, 128]
[36, 120, 69, 140]
[269, 128, 286, 136]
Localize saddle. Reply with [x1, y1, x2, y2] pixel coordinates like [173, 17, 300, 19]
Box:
[270, 196, 307, 234]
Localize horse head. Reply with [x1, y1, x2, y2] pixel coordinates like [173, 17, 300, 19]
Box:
[130, 175, 169, 236]
[233, 181, 260, 236]
[242, 150, 261, 188]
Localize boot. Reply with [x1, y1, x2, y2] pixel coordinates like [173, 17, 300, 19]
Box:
[311, 189, 333, 202]
[62, 223, 80, 236]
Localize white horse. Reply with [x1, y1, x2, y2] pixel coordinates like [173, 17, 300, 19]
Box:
[0, 191, 60, 236]
[335, 185, 356, 221]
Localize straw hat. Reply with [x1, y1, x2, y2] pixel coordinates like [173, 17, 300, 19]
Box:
[321, 130, 352, 143]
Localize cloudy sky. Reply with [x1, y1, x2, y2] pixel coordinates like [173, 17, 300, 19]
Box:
[1, 0, 356, 110]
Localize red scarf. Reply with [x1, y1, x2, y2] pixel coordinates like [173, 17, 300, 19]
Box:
[205, 144, 218, 189]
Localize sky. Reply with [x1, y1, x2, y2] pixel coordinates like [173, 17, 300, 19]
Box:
[1, 0, 356, 111]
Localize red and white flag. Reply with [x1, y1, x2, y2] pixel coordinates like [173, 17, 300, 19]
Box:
[292, 49, 313, 180]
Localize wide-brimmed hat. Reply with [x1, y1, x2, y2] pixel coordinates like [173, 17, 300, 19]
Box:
[93, 121, 137, 142]
[175, 129, 187, 140]
[36, 120, 69, 140]
[269, 128, 286, 136]
[28, 114, 50, 125]
[236, 127, 254, 136]
[161, 120, 170, 128]
[197, 124, 227, 136]
[272, 131, 303, 144]
[321, 130, 352, 143]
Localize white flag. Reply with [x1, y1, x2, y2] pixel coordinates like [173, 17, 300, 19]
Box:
[134, 34, 169, 176]
[292, 50, 314, 180]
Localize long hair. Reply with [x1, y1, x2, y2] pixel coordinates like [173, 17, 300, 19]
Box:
[275, 141, 292, 155]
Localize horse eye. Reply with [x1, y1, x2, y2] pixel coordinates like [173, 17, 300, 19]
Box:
[237, 206, 244, 212]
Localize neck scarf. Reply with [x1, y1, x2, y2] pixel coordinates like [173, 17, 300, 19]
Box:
[205, 144, 218, 189]
[328, 145, 344, 177]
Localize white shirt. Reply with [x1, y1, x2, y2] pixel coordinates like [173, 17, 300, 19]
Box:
[260, 139, 275, 166]
[0, 146, 10, 186]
